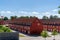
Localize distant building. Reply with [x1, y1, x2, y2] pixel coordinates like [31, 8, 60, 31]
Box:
[2, 17, 60, 35]
[40, 19, 60, 32]
[4, 17, 43, 35]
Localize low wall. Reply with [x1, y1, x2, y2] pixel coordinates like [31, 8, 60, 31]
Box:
[0, 32, 19, 40]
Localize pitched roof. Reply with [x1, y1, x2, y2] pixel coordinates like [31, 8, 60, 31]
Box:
[11, 17, 38, 23]
[4, 17, 39, 27]
[40, 19, 60, 24]
[5, 17, 38, 25]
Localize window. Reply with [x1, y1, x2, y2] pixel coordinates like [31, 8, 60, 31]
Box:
[26, 23, 31, 26]
[9, 22, 31, 26]
[28, 31, 30, 34]
[37, 23, 40, 26]
[28, 27, 30, 30]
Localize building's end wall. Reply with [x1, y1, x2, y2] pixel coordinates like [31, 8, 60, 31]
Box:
[30, 19, 43, 35]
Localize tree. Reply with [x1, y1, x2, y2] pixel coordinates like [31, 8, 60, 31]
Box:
[58, 10, 60, 14]
[58, 6, 60, 8]
[20, 16, 29, 18]
[10, 16, 17, 20]
[58, 6, 60, 14]
[2, 26, 12, 32]
[30, 16, 33, 18]
[51, 28, 58, 40]
[0, 18, 2, 20]
[14, 16, 17, 19]
[10, 16, 14, 20]
[49, 15, 58, 19]
[42, 16, 48, 19]
[0, 25, 12, 32]
[41, 30, 49, 40]
[0, 29, 4, 32]
[0, 25, 4, 32]
[20, 16, 24, 18]
[50, 15, 54, 19]
[24, 16, 29, 18]
[3, 17, 8, 20]
[53, 15, 58, 19]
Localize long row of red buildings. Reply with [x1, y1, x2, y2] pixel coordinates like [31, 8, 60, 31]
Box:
[3, 17, 43, 35]
[0, 17, 60, 35]
[41, 19, 60, 32]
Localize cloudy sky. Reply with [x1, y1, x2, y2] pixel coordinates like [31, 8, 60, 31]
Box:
[0, 0, 60, 19]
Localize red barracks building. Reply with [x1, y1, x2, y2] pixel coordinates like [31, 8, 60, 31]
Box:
[41, 19, 60, 32]
[0, 20, 4, 25]
[4, 17, 43, 35]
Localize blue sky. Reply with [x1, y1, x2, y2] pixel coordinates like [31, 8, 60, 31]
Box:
[0, 0, 60, 19]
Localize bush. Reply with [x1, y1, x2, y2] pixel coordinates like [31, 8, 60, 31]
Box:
[0, 25, 12, 32]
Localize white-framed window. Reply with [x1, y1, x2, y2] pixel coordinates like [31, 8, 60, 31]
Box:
[37, 23, 40, 26]
[28, 27, 30, 30]
[28, 31, 30, 34]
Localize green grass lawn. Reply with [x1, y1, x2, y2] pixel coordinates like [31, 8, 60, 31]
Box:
[19, 34, 25, 37]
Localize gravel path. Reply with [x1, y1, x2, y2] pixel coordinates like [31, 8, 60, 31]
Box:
[19, 34, 60, 40]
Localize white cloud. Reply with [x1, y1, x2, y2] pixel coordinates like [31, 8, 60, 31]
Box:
[0, 11, 6, 13]
[44, 12, 50, 15]
[0, 9, 59, 19]
[0, 11, 16, 19]
[18, 11, 40, 15]
[41, 12, 50, 18]
[31, 11, 40, 15]
[18, 11, 28, 14]
[6, 11, 11, 13]
[52, 9, 58, 12]
[0, 11, 12, 14]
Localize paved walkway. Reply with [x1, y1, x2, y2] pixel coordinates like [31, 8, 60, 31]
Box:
[20, 33, 60, 40]
[12, 30, 60, 40]
[20, 35, 60, 40]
